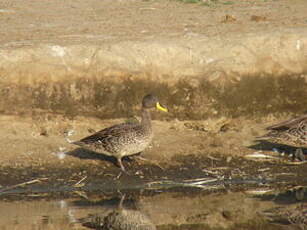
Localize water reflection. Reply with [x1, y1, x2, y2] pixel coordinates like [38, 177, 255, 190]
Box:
[264, 203, 307, 229]
[251, 185, 307, 204]
[81, 195, 156, 230]
[0, 199, 76, 230]
[254, 186, 307, 229]
[0, 186, 305, 230]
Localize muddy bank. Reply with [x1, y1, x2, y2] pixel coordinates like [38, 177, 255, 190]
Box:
[0, 113, 305, 167]
[0, 145, 306, 195]
[0, 114, 306, 186]
[1, 75, 306, 119]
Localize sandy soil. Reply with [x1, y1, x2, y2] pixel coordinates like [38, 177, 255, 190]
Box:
[0, 114, 260, 165]
[1, 0, 307, 83]
[1, 0, 306, 44]
[0, 113, 299, 169]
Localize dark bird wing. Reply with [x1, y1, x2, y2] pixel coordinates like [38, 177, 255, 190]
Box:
[78, 123, 136, 143]
[266, 114, 307, 131]
[73, 122, 141, 153]
[257, 114, 307, 146]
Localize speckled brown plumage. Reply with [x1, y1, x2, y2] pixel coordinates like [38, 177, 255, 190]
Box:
[259, 114, 307, 147]
[73, 94, 167, 172]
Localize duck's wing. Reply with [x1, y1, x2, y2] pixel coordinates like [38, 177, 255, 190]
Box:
[258, 114, 307, 146]
[266, 114, 307, 131]
[73, 123, 140, 151]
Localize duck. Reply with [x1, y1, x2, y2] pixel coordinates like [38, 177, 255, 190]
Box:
[72, 94, 168, 172]
[257, 113, 307, 160]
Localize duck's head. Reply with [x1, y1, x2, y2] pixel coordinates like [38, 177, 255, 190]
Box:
[142, 94, 168, 112]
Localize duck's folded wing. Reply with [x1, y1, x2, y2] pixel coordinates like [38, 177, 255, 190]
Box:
[266, 114, 307, 131]
[74, 123, 138, 146]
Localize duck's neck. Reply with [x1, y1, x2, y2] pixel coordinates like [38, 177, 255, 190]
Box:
[141, 107, 152, 131]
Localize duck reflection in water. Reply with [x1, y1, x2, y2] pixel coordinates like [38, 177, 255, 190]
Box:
[82, 194, 156, 230]
[264, 203, 307, 229]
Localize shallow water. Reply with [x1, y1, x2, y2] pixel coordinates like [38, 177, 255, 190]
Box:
[0, 153, 306, 230]
[0, 183, 306, 230]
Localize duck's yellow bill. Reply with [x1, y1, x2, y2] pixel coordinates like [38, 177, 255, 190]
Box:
[156, 102, 168, 112]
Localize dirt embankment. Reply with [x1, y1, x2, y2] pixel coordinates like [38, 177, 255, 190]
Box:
[0, 0, 307, 118]
[0, 0, 306, 179]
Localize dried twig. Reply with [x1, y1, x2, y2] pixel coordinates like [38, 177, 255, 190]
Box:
[0, 178, 48, 193]
[73, 176, 87, 188]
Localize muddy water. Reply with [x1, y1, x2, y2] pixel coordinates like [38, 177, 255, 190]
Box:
[0, 160, 306, 230]
[0, 185, 306, 230]
[0, 145, 306, 229]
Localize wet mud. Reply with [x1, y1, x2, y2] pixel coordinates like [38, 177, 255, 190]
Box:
[0, 153, 306, 198]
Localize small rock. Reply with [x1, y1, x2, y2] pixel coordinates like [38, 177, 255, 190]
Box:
[221, 14, 236, 23]
[250, 15, 267, 22]
[222, 210, 233, 220]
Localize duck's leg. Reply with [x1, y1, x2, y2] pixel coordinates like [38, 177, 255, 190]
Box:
[117, 157, 126, 172]
[118, 194, 126, 209]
